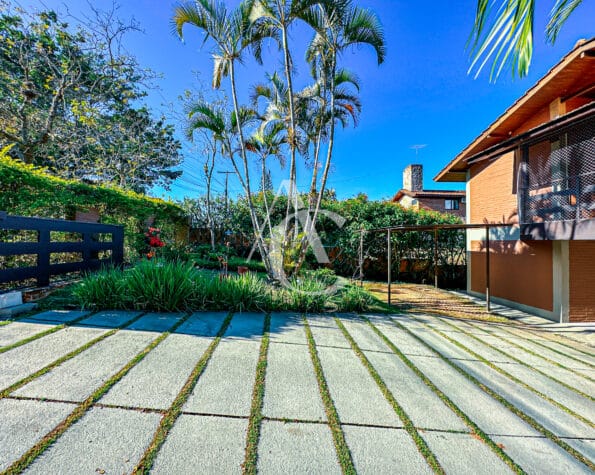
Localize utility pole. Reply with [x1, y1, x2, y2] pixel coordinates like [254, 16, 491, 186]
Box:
[217, 171, 234, 211]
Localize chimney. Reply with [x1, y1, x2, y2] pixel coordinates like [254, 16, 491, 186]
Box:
[403, 164, 423, 192]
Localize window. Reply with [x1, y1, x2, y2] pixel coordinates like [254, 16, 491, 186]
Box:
[445, 199, 459, 210]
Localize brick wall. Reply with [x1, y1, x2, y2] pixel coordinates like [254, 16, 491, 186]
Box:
[470, 240, 553, 311]
[469, 151, 518, 224]
[569, 241, 595, 322]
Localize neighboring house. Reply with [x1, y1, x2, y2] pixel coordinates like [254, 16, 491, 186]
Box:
[435, 38, 595, 323]
[392, 164, 466, 218]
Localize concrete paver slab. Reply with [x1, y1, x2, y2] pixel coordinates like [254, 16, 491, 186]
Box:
[183, 339, 260, 416]
[490, 435, 592, 475]
[0, 325, 108, 391]
[77, 310, 141, 328]
[421, 431, 514, 475]
[339, 317, 394, 353]
[0, 399, 74, 471]
[364, 350, 468, 432]
[0, 321, 56, 347]
[316, 345, 401, 426]
[257, 420, 340, 475]
[24, 406, 161, 475]
[263, 341, 325, 421]
[223, 312, 264, 340]
[175, 311, 229, 337]
[151, 414, 247, 474]
[269, 312, 305, 345]
[307, 315, 351, 349]
[124, 312, 181, 333]
[100, 332, 211, 410]
[367, 316, 439, 357]
[14, 329, 158, 401]
[20, 310, 88, 325]
[343, 425, 433, 474]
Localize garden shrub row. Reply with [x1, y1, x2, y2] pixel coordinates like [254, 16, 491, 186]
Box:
[73, 260, 377, 313]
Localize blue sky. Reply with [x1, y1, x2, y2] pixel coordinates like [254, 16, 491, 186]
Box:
[21, 0, 595, 201]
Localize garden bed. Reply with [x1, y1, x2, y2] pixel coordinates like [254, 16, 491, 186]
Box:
[51, 261, 385, 314]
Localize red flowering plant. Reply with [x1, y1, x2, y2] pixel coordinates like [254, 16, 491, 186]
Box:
[144, 227, 165, 259]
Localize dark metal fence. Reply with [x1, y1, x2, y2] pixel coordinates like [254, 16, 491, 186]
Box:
[0, 212, 124, 287]
[520, 113, 595, 224]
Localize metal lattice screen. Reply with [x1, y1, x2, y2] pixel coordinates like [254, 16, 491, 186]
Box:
[521, 114, 595, 223]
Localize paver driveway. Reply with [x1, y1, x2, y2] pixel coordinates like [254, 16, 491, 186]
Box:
[0, 309, 593, 474]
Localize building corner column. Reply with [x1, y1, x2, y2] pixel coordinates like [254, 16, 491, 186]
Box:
[552, 241, 570, 323]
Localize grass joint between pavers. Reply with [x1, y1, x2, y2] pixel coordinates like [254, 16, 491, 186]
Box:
[334, 316, 445, 475]
[303, 315, 356, 475]
[242, 313, 271, 475]
[2, 312, 187, 475]
[387, 316, 595, 472]
[132, 312, 234, 474]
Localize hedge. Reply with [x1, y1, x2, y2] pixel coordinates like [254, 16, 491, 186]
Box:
[0, 145, 187, 260]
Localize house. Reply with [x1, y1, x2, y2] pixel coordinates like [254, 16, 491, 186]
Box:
[435, 38, 595, 323]
[392, 164, 466, 218]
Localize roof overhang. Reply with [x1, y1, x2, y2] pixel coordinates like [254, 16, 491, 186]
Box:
[435, 38, 595, 183]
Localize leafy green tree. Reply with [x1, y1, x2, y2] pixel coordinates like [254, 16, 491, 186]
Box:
[469, 0, 585, 80]
[0, 6, 182, 191]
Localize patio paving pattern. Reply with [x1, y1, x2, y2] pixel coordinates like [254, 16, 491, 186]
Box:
[0, 309, 593, 474]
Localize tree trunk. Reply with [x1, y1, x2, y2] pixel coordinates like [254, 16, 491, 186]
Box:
[228, 61, 273, 275]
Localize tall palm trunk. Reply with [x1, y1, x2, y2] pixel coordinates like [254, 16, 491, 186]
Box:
[205, 148, 216, 250]
[229, 60, 272, 274]
[295, 57, 336, 272]
[280, 22, 299, 247]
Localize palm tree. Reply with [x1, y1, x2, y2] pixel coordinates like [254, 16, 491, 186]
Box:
[248, 0, 320, 246]
[245, 121, 286, 238]
[300, 67, 361, 206]
[469, 0, 584, 80]
[294, 0, 384, 270]
[186, 99, 276, 271]
[173, 0, 274, 271]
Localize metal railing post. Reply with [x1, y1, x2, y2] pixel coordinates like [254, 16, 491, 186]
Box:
[387, 229, 392, 306]
[485, 225, 491, 312]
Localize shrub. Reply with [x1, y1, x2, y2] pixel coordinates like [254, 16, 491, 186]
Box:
[74, 266, 128, 310]
[283, 277, 328, 313]
[72, 261, 378, 314]
[334, 284, 375, 313]
[197, 273, 272, 312]
[125, 260, 197, 311]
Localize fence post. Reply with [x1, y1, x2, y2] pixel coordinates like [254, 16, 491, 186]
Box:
[485, 225, 491, 312]
[37, 228, 50, 287]
[387, 229, 392, 306]
[112, 227, 124, 267]
[434, 227, 438, 289]
[359, 229, 364, 287]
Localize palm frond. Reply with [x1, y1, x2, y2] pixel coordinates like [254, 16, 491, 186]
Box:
[546, 0, 583, 43]
[468, 0, 536, 80]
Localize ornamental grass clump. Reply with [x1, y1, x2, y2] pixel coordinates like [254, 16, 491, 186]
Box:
[208, 273, 272, 312]
[334, 284, 375, 313]
[284, 277, 329, 313]
[125, 260, 197, 311]
[74, 267, 128, 310]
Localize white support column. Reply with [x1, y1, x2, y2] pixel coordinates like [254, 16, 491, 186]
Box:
[552, 241, 570, 323]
